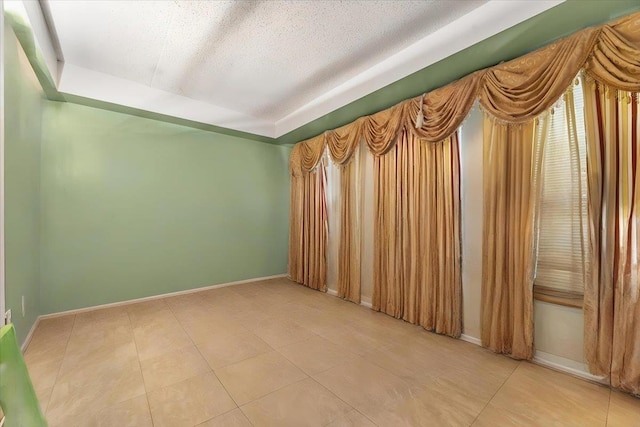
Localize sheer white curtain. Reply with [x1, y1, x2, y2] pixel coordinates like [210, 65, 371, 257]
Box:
[325, 141, 370, 303]
[326, 149, 341, 294]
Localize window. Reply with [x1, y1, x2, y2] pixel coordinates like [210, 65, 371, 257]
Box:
[534, 79, 589, 308]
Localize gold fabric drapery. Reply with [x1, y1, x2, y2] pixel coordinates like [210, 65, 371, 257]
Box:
[373, 129, 462, 337]
[325, 123, 364, 303]
[336, 147, 362, 303]
[288, 10, 640, 385]
[481, 117, 546, 359]
[583, 79, 640, 394]
[290, 12, 640, 169]
[288, 145, 327, 291]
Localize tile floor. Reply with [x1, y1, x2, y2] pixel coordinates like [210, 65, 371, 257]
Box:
[24, 278, 640, 427]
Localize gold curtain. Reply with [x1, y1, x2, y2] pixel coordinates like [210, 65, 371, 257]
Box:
[287, 9, 640, 374]
[325, 125, 364, 303]
[289, 12, 640, 173]
[288, 145, 327, 291]
[479, 28, 599, 123]
[481, 117, 546, 359]
[583, 79, 640, 394]
[336, 148, 362, 303]
[372, 129, 462, 337]
[585, 15, 640, 91]
[407, 72, 483, 143]
[326, 119, 363, 164]
[298, 136, 326, 172]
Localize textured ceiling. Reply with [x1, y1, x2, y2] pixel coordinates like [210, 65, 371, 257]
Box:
[48, 0, 488, 123]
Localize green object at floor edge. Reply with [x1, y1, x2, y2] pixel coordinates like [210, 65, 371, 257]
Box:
[0, 324, 47, 427]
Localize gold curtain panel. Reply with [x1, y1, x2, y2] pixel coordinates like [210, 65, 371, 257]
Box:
[583, 79, 640, 395]
[373, 130, 462, 337]
[289, 11, 640, 171]
[481, 118, 546, 359]
[288, 166, 327, 291]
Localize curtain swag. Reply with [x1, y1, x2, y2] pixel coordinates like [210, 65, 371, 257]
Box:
[289, 11, 640, 173]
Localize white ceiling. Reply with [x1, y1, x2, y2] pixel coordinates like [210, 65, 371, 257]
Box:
[37, 0, 564, 138]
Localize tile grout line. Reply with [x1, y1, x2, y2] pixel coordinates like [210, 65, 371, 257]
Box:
[469, 360, 522, 425]
[604, 388, 612, 427]
[237, 376, 311, 426]
[42, 314, 77, 419]
[195, 406, 254, 427]
[164, 296, 247, 416]
[237, 372, 310, 408]
[125, 309, 155, 427]
[308, 376, 379, 427]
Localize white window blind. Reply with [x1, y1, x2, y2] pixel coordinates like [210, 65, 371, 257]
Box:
[535, 80, 589, 296]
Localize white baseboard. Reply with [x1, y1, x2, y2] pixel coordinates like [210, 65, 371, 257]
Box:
[360, 297, 372, 309]
[460, 334, 482, 346]
[457, 332, 607, 385]
[21, 317, 40, 353]
[39, 274, 287, 320]
[533, 350, 608, 385]
[325, 287, 372, 309]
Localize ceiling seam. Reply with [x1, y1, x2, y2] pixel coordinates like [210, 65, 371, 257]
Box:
[150, 3, 176, 87]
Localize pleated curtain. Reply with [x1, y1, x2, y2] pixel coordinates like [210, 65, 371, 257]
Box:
[373, 129, 462, 337]
[288, 143, 327, 291]
[287, 10, 640, 391]
[583, 80, 640, 394]
[481, 118, 546, 359]
[336, 146, 363, 303]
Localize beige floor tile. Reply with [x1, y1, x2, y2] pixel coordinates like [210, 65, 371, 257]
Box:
[277, 335, 356, 375]
[147, 371, 237, 427]
[26, 356, 63, 393]
[133, 320, 193, 361]
[180, 315, 249, 345]
[361, 343, 454, 386]
[36, 386, 53, 414]
[197, 408, 253, 427]
[126, 299, 175, 329]
[607, 390, 640, 427]
[46, 361, 146, 426]
[141, 345, 210, 391]
[250, 317, 317, 348]
[47, 394, 153, 427]
[196, 330, 272, 369]
[65, 319, 135, 350]
[230, 283, 267, 298]
[27, 279, 632, 426]
[472, 402, 548, 426]
[241, 378, 352, 427]
[325, 409, 376, 427]
[313, 356, 412, 417]
[215, 351, 307, 405]
[229, 303, 278, 331]
[57, 336, 138, 385]
[486, 362, 610, 427]
[93, 395, 153, 427]
[164, 291, 209, 308]
[33, 315, 76, 335]
[366, 380, 485, 427]
[316, 327, 386, 356]
[24, 317, 75, 364]
[26, 316, 76, 355]
[73, 307, 131, 336]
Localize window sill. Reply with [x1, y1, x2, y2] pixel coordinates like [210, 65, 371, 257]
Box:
[533, 286, 583, 309]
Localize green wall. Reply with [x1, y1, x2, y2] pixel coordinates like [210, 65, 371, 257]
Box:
[4, 25, 44, 344]
[39, 102, 290, 314]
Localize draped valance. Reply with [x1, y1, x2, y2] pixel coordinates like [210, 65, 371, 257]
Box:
[290, 11, 640, 174]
